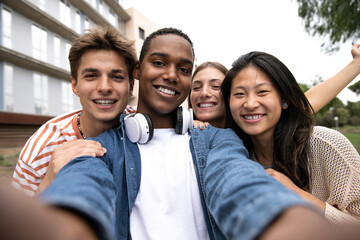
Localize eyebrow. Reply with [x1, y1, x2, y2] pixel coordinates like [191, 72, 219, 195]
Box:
[81, 68, 126, 74]
[193, 78, 222, 84]
[149, 52, 193, 66]
[234, 82, 271, 89]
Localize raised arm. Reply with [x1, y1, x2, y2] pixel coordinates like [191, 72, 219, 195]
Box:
[305, 43, 360, 113]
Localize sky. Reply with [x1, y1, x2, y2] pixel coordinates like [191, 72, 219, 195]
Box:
[123, 0, 360, 104]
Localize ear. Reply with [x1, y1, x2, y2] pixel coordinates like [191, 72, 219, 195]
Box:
[133, 62, 140, 80]
[129, 79, 134, 97]
[282, 101, 288, 109]
[71, 76, 79, 96]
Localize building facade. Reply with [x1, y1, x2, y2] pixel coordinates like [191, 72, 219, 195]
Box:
[0, 0, 157, 147]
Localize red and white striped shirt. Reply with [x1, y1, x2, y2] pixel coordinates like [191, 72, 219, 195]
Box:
[12, 106, 136, 196]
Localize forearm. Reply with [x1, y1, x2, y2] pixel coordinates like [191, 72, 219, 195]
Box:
[204, 136, 307, 240]
[305, 58, 360, 113]
[0, 183, 98, 240]
[40, 156, 117, 240]
[258, 206, 349, 240]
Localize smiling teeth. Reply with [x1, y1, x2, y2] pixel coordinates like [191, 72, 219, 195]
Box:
[95, 100, 115, 105]
[244, 115, 263, 120]
[157, 87, 175, 96]
[200, 103, 214, 108]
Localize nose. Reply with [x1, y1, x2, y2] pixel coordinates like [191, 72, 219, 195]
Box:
[97, 75, 112, 94]
[200, 86, 211, 98]
[244, 94, 259, 109]
[163, 65, 178, 83]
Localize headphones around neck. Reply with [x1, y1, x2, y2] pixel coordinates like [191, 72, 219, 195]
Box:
[124, 106, 193, 144]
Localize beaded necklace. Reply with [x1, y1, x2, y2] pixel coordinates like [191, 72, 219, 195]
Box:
[77, 112, 86, 139]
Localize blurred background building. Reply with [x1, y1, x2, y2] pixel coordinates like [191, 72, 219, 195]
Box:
[0, 0, 158, 147]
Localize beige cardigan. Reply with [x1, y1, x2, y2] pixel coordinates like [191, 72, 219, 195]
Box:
[308, 126, 360, 224]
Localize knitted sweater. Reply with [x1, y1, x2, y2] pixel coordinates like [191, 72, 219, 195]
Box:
[308, 126, 360, 224]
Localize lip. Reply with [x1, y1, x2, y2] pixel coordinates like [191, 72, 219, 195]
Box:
[92, 98, 118, 109]
[241, 114, 265, 123]
[197, 102, 217, 109]
[154, 85, 179, 97]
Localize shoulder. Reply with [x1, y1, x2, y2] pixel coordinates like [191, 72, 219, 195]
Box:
[192, 126, 243, 145]
[310, 126, 360, 167]
[88, 128, 122, 148]
[311, 126, 353, 146]
[19, 110, 81, 163]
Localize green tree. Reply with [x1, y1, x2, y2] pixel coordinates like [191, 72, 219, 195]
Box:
[333, 107, 350, 126]
[298, 83, 310, 92]
[296, 0, 360, 53]
[348, 80, 360, 95]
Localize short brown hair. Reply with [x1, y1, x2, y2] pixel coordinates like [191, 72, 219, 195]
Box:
[69, 26, 137, 84]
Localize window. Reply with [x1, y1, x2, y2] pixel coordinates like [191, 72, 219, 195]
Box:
[3, 64, 14, 111]
[39, 0, 46, 11]
[109, 9, 116, 27]
[99, 0, 104, 15]
[75, 11, 81, 34]
[2, 8, 12, 48]
[86, 0, 96, 9]
[62, 81, 74, 112]
[65, 42, 71, 71]
[33, 73, 48, 114]
[59, 0, 71, 28]
[84, 17, 90, 30]
[139, 27, 145, 40]
[53, 36, 60, 66]
[32, 25, 47, 61]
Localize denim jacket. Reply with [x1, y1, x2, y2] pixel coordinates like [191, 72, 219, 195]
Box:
[41, 115, 306, 240]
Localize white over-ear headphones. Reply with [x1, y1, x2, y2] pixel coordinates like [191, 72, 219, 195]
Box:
[124, 106, 193, 144]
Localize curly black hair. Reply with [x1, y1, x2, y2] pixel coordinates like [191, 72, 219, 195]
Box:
[139, 27, 195, 64]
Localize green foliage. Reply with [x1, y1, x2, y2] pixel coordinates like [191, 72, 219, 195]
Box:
[296, 0, 360, 53]
[298, 83, 310, 92]
[350, 116, 360, 126]
[348, 80, 360, 95]
[334, 107, 350, 126]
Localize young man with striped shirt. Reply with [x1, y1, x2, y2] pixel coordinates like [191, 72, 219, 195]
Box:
[12, 26, 137, 196]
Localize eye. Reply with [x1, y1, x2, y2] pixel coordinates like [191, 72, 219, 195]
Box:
[112, 74, 125, 81]
[258, 90, 269, 95]
[84, 73, 97, 80]
[152, 60, 165, 67]
[212, 85, 221, 90]
[192, 86, 201, 91]
[233, 92, 245, 97]
[179, 67, 191, 75]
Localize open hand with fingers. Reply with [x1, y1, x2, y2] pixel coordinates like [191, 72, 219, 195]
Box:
[36, 139, 106, 194]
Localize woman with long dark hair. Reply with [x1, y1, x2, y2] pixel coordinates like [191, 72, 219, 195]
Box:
[221, 51, 360, 224]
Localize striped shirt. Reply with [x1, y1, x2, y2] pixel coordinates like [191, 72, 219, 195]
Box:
[12, 106, 136, 196]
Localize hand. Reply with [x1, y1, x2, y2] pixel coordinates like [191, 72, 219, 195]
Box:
[351, 42, 360, 60]
[193, 120, 210, 130]
[266, 168, 326, 211]
[36, 139, 106, 194]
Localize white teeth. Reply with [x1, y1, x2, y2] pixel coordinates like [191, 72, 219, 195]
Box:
[95, 100, 115, 105]
[244, 115, 263, 120]
[200, 103, 214, 108]
[157, 87, 175, 96]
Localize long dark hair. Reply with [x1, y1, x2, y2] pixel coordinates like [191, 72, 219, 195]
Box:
[221, 51, 314, 189]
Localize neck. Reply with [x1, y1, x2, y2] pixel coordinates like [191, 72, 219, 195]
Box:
[136, 106, 176, 129]
[79, 112, 120, 138]
[251, 135, 274, 167]
[209, 118, 226, 129]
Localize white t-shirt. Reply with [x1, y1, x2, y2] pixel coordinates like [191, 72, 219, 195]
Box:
[130, 129, 210, 240]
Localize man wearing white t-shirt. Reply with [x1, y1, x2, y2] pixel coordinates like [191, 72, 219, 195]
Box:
[35, 27, 354, 240]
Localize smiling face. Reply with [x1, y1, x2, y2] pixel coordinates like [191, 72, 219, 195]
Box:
[135, 34, 193, 128]
[190, 67, 226, 128]
[72, 49, 131, 127]
[229, 66, 284, 141]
